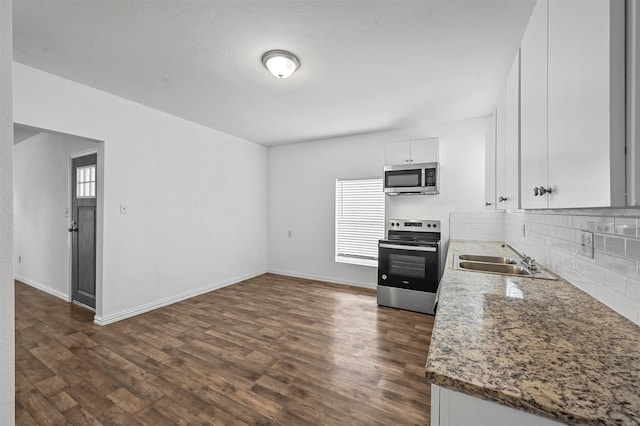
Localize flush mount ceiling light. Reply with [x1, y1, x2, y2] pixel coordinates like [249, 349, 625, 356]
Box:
[262, 50, 300, 79]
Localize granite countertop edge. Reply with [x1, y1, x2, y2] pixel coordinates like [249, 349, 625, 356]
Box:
[425, 239, 640, 426]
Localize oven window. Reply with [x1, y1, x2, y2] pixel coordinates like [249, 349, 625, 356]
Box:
[388, 253, 426, 279]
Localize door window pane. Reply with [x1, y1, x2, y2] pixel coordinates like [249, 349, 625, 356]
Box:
[77, 165, 96, 198]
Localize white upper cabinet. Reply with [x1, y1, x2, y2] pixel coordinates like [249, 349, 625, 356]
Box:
[520, 0, 549, 209]
[495, 87, 507, 208]
[520, 0, 625, 209]
[504, 51, 521, 210]
[485, 111, 497, 209]
[495, 51, 520, 210]
[384, 137, 440, 165]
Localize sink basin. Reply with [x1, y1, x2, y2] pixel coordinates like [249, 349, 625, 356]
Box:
[457, 255, 517, 264]
[453, 253, 557, 280]
[458, 261, 531, 276]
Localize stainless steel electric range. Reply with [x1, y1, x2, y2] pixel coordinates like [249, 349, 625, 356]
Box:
[377, 219, 441, 315]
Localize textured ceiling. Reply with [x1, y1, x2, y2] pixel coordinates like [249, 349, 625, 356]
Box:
[12, 0, 535, 147]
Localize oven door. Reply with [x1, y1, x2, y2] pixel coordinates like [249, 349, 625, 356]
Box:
[378, 242, 439, 293]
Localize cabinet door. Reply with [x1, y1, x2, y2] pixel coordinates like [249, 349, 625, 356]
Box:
[504, 51, 520, 210]
[495, 86, 507, 209]
[547, 0, 625, 208]
[520, 0, 549, 209]
[485, 112, 497, 209]
[384, 141, 411, 165]
[410, 137, 440, 163]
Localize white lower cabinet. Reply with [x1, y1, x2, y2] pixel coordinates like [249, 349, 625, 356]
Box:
[430, 385, 565, 426]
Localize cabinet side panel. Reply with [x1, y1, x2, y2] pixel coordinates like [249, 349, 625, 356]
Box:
[608, 0, 626, 206]
[627, 0, 640, 206]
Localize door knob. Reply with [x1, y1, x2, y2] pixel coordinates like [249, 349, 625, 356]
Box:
[68, 219, 78, 232]
[498, 196, 507, 202]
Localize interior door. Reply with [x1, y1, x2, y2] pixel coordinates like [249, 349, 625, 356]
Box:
[70, 154, 97, 309]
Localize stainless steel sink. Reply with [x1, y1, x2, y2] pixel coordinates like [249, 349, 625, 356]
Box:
[457, 254, 517, 264]
[458, 261, 531, 276]
[453, 253, 557, 280]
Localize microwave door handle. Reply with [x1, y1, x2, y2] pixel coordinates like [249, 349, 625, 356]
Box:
[379, 243, 437, 252]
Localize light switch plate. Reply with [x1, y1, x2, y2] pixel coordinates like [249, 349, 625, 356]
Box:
[580, 231, 594, 258]
[120, 204, 128, 214]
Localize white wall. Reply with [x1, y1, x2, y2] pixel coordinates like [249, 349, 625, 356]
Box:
[14, 132, 99, 299]
[268, 117, 488, 287]
[13, 63, 268, 324]
[0, 0, 14, 421]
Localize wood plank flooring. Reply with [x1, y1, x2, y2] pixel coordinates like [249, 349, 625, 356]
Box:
[15, 274, 434, 425]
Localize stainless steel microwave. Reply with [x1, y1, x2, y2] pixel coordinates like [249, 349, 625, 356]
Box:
[384, 162, 439, 195]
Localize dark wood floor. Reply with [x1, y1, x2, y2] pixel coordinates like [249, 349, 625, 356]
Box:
[15, 274, 434, 425]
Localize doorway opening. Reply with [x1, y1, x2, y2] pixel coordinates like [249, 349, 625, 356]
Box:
[13, 123, 104, 317]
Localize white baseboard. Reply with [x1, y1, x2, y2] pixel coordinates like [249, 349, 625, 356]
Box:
[266, 268, 376, 290]
[93, 269, 266, 326]
[14, 275, 69, 302]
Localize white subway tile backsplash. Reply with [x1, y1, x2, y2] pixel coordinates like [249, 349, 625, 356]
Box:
[604, 236, 626, 257]
[626, 239, 640, 260]
[614, 217, 638, 238]
[595, 251, 614, 270]
[627, 278, 640, 303]
[503, 207, 640, 326]
[592, 283, 615, 308]
[596, 217, 614, 234]
[613, 293, 640, 323]
[614, 257, 638, 280]
[449, 211, 504, 241]
[604, 271, 627, 293]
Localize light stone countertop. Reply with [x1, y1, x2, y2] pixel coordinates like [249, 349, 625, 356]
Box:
[425, 240, 640, 425]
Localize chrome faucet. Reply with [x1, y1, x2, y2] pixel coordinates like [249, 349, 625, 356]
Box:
[521, 253, 537, 271]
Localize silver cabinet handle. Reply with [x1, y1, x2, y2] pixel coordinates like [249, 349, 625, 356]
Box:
[485, 202, 492, 206]
[534, 186, 552, 196]
[538, 186, 552, 195]
[498, 196, 507, 202]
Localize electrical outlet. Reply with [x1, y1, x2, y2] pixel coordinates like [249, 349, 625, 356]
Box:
[580, 231, 594, 258]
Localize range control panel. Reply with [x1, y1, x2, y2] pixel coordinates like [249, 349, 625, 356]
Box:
[387, 219, 441, 232]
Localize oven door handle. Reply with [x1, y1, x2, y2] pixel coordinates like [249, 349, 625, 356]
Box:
[379, 243, 437, 252]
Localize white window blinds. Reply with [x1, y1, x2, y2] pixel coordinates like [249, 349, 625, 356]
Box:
[335, 178, 385, 267]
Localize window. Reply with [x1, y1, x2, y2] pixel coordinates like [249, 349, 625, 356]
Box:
[76, 164, 96, 198]
[335, 177, 385, 267]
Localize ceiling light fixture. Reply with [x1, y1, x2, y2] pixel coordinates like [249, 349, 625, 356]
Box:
[261, 50, 300, 79]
